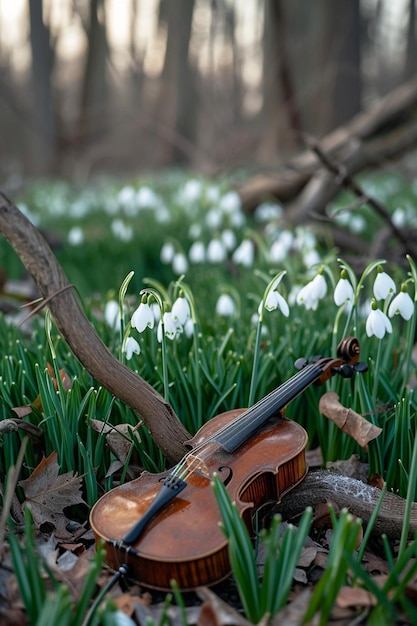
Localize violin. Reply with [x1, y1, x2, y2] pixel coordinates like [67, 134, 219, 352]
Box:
[90, 336, 366, 591]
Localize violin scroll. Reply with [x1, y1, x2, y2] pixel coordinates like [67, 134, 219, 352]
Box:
[337, 336, 360, 364]
[295, 336, 367, 384]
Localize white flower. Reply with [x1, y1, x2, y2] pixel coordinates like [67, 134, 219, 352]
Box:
[131, 302, 154, 332]
[67, 226, 84, 246]
[124, 336, 140, 360]
[232, 239, 255, 267]
[181, 179, 202, 203]
[388, 290, 414, 321]
[104, 300, 120, 329]
[219, 191, 241, 213]
[184, 318, 194, 337]
[171, 296, 191, 325]
[366, 306, 392, 338]
[111, 219, 133, 242]
[160, 242, 176, 264]
[172, 252, 188, 275]
[296, 273, 327, 310]
[188, 223, 202, 239]
[136, 186, 159, 209]
[157, 312, 182, 341]
[205, 208, 223, 229]
[221, 229, 237, 250]
[189, 241, 205, 263]
[263, 290, 289, 316]
[334, 277, 354, 306]
[215, 294, 236, 316]
[373, 269, 396, 300]
[254, 201, 283, 222]
[207, 238, 227, 263]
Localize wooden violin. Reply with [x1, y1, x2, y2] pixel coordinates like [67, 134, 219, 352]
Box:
[90, 336, 365, 591]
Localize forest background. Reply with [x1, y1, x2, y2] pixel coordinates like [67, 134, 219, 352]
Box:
[1, 0, 415, 183]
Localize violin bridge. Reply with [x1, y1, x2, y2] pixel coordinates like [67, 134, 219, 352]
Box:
[185, 454, 211, 478]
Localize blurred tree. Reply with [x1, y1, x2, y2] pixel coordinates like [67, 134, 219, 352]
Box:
[154, 0, 197, 164]
[76, 0, 109, 144]
[28, 0, 56, 174]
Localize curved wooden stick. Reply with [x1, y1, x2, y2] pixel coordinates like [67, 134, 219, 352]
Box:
[0, 191, 190, 464]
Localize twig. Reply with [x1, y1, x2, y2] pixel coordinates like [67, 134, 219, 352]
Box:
[305, 136, 416, 256]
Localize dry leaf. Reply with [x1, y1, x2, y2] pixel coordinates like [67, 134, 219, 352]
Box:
[319, 391, 382, 448]
[90, 418, 141, 465]
[18, 451, 86, 538]
[336, 585, 377, 608]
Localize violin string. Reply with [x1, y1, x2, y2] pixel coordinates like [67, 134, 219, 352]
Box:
[202, 361, 321, 447]
[169, 360, 324, 482]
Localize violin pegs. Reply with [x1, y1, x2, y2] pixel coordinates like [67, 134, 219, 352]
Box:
[294, 357, 308, 370]
[354, 361, 368, 373]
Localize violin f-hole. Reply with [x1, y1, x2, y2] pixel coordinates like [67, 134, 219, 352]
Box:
[217, 465, 233, 486]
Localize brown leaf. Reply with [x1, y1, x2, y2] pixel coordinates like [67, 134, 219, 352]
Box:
[90, 418, 141, 465]
[336, 585, 377, 608]
[46, 363, 73, 392]
[18, 451, 86, 538]
[319, 391, 382, 448]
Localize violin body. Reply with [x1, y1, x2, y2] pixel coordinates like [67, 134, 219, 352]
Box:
[90, 409, 308, 590]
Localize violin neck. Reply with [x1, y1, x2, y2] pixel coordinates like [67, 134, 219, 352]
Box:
[211, 362, 322, 453]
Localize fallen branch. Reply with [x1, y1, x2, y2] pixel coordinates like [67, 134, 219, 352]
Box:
[238, 74, 417, 210]
[0, 192, 190, 464]
[275, 469, 417, 539]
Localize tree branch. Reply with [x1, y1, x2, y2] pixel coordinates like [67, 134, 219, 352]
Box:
[0, 191, 190, 465]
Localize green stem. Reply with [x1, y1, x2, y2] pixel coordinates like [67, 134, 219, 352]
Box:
[248, 318, 263, 407]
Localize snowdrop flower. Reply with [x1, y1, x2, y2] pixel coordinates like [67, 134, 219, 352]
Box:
[184, 318, 194, 338]
[254, 201, 283, 222]
[111, 219, 133, 242]
[171, 295, 191, 325]
[189, 241, 205, 263]
[388, 285, 414, 321]
[303, 249, 321, 268]
[124, 336, 140, 360]
[160, 242, 176, 264]
[334, 271, 354, 306]
[206, 185, 221, 204]
[67, 226, 84, 246]
[181, 179, 202, 203]
[366, 301, 392, 338]
[117, 186, 136, 212]
[154, 205, 170, 223]
[207, 238, 227, 263]
[263, 290, 289, 316]
[349, 214, 366, 233]
[188, 223, 202, 239]
[221, 229, 237, 250]
[296, 272, 327, 310]
[373, 267, 396, 300]
[232, 239, 255, 267]
[219, 191, 241, 214]
[216, 293, 236, 316]
[157, 312, 182, 341]
[136, 186, 159, 209]
[205, 208, 223, 229]
[131, 300, 154, 332]
[104, 300, 120, 329]
[172, 252, 188, 275]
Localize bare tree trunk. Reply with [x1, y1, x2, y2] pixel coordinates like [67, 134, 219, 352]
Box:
[77, 0, 109, 143]
[405, 0, 417, 80]
[154, 0, 197, 164]
[28, 0, 55, 174]
[258, 0, 302, 162]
